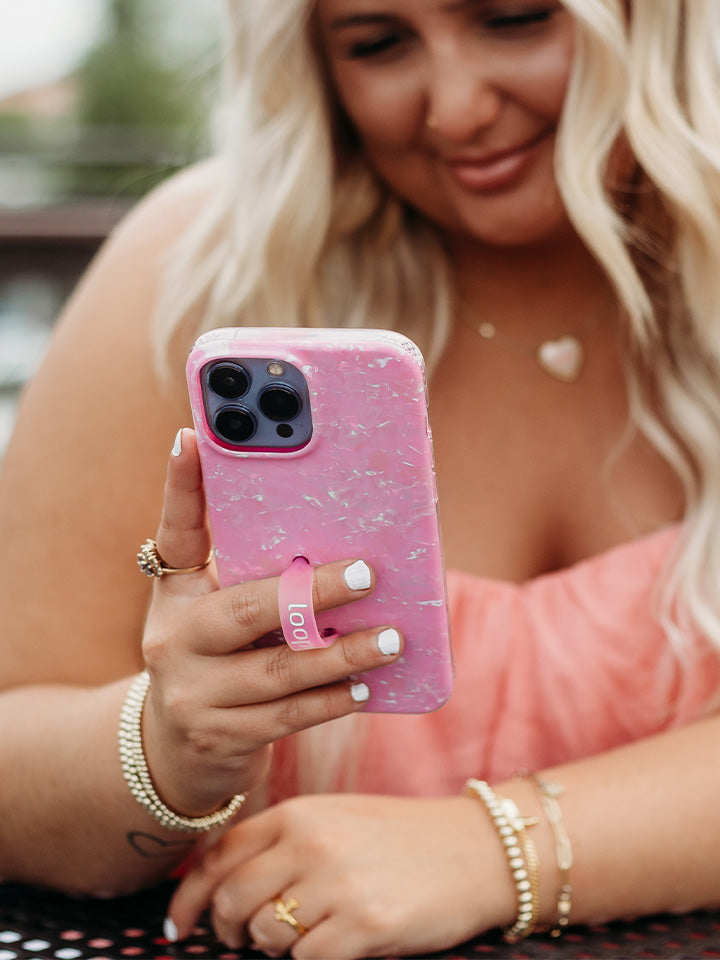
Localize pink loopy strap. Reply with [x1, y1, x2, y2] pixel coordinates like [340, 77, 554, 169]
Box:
[278, 556, 340, 651]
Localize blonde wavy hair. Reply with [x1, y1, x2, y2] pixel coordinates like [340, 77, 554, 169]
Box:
[155, 0, 720, 676]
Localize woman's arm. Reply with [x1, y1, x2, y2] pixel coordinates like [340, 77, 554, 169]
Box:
[0, 678, 195, 894]
[166, 713, 720, 958]
[0, 435, 391, 895]
[0, 167, 403, 894]
[0, 172, 194, 893]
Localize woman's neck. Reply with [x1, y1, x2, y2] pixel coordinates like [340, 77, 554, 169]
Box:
[445, 228, 616, 337]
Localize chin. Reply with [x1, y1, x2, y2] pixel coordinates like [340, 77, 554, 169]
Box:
[446, 209, 573, 250]
[394, 176, 569, 250]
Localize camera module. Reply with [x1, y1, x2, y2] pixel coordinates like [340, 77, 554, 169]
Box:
[202, 356, 311, 450]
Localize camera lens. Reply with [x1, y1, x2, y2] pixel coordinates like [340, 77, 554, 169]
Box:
[208, 363, 250, 399]
[215, 407, 256, 444]
[258, 385, 301, 422]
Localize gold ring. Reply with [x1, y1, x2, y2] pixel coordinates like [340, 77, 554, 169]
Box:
[273, 897, 308, 937]
[137, 538, 213, 579]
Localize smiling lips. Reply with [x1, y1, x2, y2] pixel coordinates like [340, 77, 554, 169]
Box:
[441, 130, 551, 192]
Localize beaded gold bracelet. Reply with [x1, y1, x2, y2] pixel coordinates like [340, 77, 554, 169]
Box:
[464, 778, 540, 942]
[118, 670, 246, 833]
[522, 772, 573, 937]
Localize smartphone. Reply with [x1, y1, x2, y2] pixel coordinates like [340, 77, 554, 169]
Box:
[186, 327, 453, 713]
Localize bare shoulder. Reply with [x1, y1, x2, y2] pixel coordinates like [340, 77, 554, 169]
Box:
[0, 161, 222, 687]
[115, 157, 220, 230]
[92, 157, 221, 275]
[36, 158, 224, 415]
[48, 157, 222, 362]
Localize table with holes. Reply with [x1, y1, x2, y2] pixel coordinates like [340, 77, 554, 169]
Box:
[2, 882, 720, 959]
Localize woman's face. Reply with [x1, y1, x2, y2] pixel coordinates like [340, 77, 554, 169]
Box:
[314, 0, 576, 248]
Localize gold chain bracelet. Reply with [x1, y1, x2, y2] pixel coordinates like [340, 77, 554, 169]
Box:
[521, 772, 573, 936]
[118, 670, 246, 833]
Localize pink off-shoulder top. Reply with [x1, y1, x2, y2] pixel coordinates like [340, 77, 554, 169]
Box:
[348, 524, 720, 795]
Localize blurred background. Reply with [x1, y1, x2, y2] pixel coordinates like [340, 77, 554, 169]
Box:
[0, 0, 223, 457]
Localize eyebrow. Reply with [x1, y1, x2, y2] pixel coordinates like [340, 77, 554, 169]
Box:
[442, 0, 489, 10]
[327, 13, 396, 30]
[327, 0, 489, 30]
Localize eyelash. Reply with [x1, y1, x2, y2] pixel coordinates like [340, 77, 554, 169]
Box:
[347, 31, 409, 60]
[345, 8, 556, 61]
[486, 9, 555, 30]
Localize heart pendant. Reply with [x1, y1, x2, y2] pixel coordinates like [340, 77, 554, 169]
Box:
[536, 336, 584, 383]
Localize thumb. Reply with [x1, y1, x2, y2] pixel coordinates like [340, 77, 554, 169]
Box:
[154, 428, 212, 575]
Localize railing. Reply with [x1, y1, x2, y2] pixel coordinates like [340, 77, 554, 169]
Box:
[0, 200, 128, 282]
[0, 202, 126, 457]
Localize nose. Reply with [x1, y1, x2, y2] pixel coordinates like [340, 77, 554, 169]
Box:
[425, 46, 502, 142]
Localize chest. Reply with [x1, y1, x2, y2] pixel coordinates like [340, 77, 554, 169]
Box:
[428, 343, 684, 581]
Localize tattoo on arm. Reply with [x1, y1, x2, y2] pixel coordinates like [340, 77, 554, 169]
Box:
[127, 831, 194, 859]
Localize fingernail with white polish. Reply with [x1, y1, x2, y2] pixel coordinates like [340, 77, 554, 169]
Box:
[351, 682, 370, 702]
[344, 560, 371, 591]
[163, 916, 178, 943]
[378, 628, 401, 656]
[171, 429, 183, 457]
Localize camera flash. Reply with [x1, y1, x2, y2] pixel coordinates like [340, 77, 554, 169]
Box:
[267, 361, 285, 377]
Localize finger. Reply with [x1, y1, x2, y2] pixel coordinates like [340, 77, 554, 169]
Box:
[167, 815, 281, 941]
[293, 915, 371, 960]
[155, 427, 212, 571]
[249, 887, 326, 959]
[215, 676, 375, 754]
[211, 863, 302, 951]
[209, 626, 403, 707]
[191, 558, 376, 656]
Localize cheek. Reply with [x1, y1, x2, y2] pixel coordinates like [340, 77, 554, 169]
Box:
[331, 69, 422, 149]
[531, 23, 575, 121]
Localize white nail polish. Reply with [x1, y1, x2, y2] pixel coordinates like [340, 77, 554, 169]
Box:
[351, 682, 370, 702]
[378, 628, 401, 656]
[163, 917, 178, 943]
[344, 560, 371, 591]
[171, 429, 183, 457]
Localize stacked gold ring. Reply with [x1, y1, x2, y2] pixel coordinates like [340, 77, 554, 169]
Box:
[137, 538, 213, 578]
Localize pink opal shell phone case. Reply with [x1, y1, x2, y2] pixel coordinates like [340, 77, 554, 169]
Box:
[186, 327, 453, 713]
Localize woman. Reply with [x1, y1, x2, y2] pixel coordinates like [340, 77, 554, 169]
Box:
[2, 0, 720, 956]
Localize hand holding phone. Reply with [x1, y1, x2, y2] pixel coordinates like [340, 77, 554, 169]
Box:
[139, 433, 401, 816]
[187, 327, 453, 713]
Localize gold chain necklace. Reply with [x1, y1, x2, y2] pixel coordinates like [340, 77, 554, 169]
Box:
[470, 314, 601, 383]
